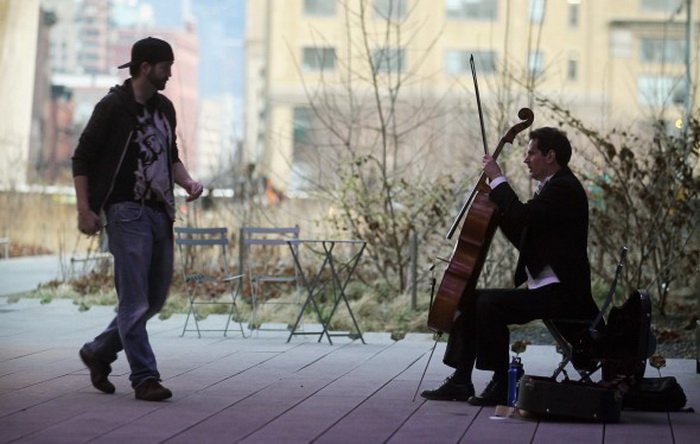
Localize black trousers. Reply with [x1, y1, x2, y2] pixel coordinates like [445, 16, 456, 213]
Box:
[443, 283, 596, 373]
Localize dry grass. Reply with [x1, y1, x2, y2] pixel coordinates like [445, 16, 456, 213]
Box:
[0, 189, 341, 256]
[4, 190, 429, 338]
[0, 191, 81, 257]
[25, 267, 430, 339]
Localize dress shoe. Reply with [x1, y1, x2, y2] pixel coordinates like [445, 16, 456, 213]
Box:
[134, 379, 173, 401]
[467, 377, 508, 406]
[79, 347, 115, 394]
[420, 376, 475, 401]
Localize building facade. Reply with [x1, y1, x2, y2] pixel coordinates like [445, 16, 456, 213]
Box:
[0, 0, 44, 188]
[0, 0, 201, 187]
[245, 0, 699, 195]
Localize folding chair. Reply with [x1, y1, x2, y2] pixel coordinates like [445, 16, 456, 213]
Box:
[174, 227, 246, 337]
[543, 317, 600, 382]
[239, 227, 301, 333]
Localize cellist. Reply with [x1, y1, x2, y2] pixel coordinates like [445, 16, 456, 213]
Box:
[421, 127, 600, 406]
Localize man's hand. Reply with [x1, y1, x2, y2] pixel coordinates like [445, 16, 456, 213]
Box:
[183, 179, 204, 202]
[482, 155, 503, 181]
[78, 209, 102, 236]
[173, 162, 203, 202]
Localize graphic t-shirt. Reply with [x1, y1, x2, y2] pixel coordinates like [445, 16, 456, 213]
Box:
[107, 102, 176, 220]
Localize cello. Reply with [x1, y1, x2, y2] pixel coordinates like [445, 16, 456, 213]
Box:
[427, 59, 534, 333]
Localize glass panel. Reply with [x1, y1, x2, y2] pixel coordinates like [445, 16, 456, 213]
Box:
[445, 50, 497, 75]
[567, 58, 577, 81]
[302, 47, 336, 70]
[611, 29, 632, 58]
[293, 107, 314, 143]
[529, 0, 545, 24]
[568, 2, 579, 28]
[641, 0, 678, 13]
[374, 0, 408, 20]
[638, 75, 686, 106]
[446, 0, 498, 20]
[528, 50, 544, 77]
[304, 0, 336, 16]
[640, 38, 685, 64]
[372, 47, 406, 73]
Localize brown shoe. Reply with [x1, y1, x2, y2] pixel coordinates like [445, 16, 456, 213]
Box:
[134, 379, 172, 401]
[79, 347, 115, 394]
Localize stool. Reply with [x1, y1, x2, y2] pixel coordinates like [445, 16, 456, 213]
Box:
[544, 318, 601, 382]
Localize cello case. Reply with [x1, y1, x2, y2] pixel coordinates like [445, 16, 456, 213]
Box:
[601, 290, 653, 382]
[517, 290, 654, 422]
[517, 375, 623, 422]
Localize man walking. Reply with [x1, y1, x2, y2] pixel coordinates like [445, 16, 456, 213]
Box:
[72, 37, 203, 401]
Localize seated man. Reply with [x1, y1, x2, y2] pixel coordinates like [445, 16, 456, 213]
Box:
[422, 127, 599, 406]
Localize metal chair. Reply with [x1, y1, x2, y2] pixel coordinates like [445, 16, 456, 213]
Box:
[238, 227, 301, 333]
[174, 227, 246, 337]
[544, 317, 600, 382]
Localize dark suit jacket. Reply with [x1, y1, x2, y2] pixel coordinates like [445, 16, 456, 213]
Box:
[489, 167, 596, 313]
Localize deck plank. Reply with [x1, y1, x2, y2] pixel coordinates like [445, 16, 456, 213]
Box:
[0, 297, 698, 444]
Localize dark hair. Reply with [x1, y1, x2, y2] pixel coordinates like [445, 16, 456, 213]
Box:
[529, 127, 572, 166]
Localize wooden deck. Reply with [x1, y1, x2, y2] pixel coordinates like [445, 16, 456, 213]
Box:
[0, 297, 697, 443]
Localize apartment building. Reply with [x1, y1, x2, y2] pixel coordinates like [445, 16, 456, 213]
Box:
[245, 0, 698, 195]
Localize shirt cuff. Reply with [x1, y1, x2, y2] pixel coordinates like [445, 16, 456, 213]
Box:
[489, 175, 507, 189]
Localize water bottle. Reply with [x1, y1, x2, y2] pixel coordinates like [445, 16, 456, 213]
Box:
[507, 356, 524, 407]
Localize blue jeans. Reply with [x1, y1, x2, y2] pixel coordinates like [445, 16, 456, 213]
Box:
[83, 202, 174, 387]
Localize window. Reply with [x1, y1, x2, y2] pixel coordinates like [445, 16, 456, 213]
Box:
[568, 1, 579, 28]
[290, 162, 313, 195]
[640, 38, 685, 64]
[372, 47, 406, 73]
[528, 50, 544, 77]
[291, 106, 316, 195]
[374, 0, 408, 20]
[304, 0, 336, 16]
[611, 29, 632, 58]
[293, 107, 314, 144]
[529, 0, 545, 24]
[302, 47, 336, 71]
[638, 75, 686, 106]
[567, 56, 578, 81]
[446, 0, 498, 20]
[445, 50, 497, 75]
[641, 0, 678, 13]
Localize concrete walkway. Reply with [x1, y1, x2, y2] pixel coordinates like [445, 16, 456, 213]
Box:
[0, 255, 64, 296]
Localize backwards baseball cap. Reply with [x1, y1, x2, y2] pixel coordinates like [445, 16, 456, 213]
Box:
[117, 37, 174, 69]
